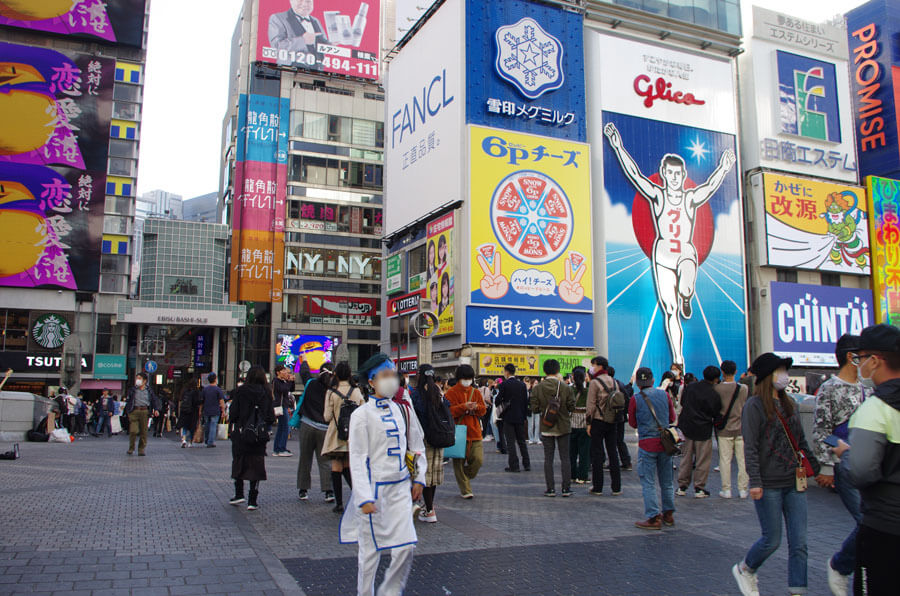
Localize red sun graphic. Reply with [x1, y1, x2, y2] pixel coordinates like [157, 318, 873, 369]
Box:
[631, 173, 715, 265]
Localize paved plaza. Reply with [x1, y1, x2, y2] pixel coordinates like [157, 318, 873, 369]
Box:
[0, 432, 852, 595]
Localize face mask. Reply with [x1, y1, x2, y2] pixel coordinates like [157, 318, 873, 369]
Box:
[772, 372, 790, 391]
[135, 380, 143, 388]
[857, 357, 876, 389]
[460, 379, 473, 388]
[375, 376, 400, 397]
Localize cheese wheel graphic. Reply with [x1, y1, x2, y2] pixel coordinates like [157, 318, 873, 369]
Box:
[0, 182, 47, 277]
[0, 63, 56, 155]
[0, 0, 75, 21]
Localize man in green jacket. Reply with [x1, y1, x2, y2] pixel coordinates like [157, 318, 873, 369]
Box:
[530, 359, 576, 497]
[837, 324, 900, 596]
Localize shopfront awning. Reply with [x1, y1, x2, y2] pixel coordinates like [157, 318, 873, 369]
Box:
[116, 300, 246, 327]
[80, 379, 123, 391]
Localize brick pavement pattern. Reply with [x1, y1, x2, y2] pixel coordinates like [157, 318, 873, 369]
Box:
[0, 431, 853, 595]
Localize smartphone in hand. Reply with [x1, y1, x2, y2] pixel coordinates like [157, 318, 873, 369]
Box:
[823, 434, 842, 448]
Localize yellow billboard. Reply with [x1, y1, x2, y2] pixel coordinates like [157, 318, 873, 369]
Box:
[763, 173, 870, 274]
[469, 126, 593, 312]
[866, 176, 900, 327]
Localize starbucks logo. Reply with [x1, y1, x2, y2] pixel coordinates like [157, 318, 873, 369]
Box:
[32, 313, 71, 349]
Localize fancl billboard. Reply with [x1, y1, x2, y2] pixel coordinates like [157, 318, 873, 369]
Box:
[587, 31, 748, 376]
[771, 281, 874, 366]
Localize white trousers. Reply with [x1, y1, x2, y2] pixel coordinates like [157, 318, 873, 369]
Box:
[718, 435, 749, 493]
[357, 527, 415, 596]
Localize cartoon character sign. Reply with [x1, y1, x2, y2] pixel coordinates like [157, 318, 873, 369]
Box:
[603, 112, 746, 374]
[763, 173, 870, 274]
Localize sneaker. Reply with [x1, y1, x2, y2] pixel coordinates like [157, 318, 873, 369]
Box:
[635, 516, 662, 530]
[460, 492, 474, 500]
[298, 490, 309, 501]
[611, 490, 623, 496]
[181, 441, 186, 448]
[694, 489, 710, 499]
[621, 464, 633, 471]
[229, 496, 245, 506]
[484, 436, 494, 442]
[282, 450, 293, 456]
[739, 490, 750, 499]
[332, 504, 345, 514]
[504, 467, 520, 473]
[127, 450, 134, 456]
[675, 487, 687, 496]
[719, 490, 733, 499]
[523, 467, 531, 472]
[827, 559, 850, 596]
[681, 295, 692, 319]
[574, 479, 587, 484]
[324, 491, 335, 503]
[662, 510, 675, 526]
[418, 509, 438, 523]
[412, 503, 422, 519]
[544, 490, 557, 497]
[589, 489, 603, 496]
[247, 503, 259, 511]
[138, 452, 146, 456]
[561, 489, 573, 498]
[206, 444, 216, 448]
[732, 562, 759, 596]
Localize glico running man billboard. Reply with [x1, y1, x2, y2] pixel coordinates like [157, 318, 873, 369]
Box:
[0, 0, 146, 47]
[256, 0, 380, 81]
[588, 32, 748, 376]
[0, 42, 114, 292]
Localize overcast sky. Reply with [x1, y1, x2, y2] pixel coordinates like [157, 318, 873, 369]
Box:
[135, 0, 871, 201]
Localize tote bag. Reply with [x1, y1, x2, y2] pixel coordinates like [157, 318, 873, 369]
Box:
[443, 425, 468, 459]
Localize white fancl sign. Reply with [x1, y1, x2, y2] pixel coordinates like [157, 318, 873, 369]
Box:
[385, 0, 463, 236]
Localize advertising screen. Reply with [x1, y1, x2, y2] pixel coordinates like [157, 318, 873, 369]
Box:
[465, 0, 586, 142]
[762, 173, 870, 274]
[275, 334, 341, 374]
[770, 281, 874, 366]
[426, 212, 455, 335]
[589, 31, 747, 376]
[0, 0, 146, 47]
[469, 126, 593, 315]
[0, 43, 113, 292]
[867, 176, 900, 327]
[256, 0, 380, 80]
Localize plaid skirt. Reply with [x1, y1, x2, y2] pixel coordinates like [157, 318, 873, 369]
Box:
[424, 445, 444, 487]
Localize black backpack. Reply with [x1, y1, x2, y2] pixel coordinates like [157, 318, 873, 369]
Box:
[240, 399, 269, 446]
[423, 394, 455, 448]
[335, 389, 358, 442]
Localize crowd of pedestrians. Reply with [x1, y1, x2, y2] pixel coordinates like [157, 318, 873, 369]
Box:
[38, 321, 899, 596]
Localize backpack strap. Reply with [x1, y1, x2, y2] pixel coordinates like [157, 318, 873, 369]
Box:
[640, 390, 665, 431]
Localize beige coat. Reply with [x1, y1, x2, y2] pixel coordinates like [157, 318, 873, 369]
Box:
[322, 382, 364, 456]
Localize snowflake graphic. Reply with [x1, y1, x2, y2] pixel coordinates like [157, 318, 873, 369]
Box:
[494, 17, 565, 100]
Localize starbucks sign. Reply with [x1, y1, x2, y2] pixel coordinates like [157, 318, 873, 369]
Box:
[31, 313, 71, 349]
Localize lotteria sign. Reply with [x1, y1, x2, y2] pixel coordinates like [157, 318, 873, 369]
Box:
[846, 0, 900, 178]
[387, 290, 425, 318]
[770, 281, 874, 366]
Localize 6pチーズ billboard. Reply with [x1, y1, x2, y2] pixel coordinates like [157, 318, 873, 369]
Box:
[0, 0, 146, 47]
[256, 0, 380, 80]
[867, 176, 900, 327]
[469, 126, 593, 314]
[762, 173, 870, 274]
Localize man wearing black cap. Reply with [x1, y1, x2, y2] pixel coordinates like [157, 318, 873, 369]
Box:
[835, 324, 900, 596]
[676, 365, 722, 499]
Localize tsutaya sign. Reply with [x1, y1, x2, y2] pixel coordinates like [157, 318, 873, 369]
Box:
[740, 6, 858, 182]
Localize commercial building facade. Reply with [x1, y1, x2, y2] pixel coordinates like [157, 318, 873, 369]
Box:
[0, 1, 150, 396]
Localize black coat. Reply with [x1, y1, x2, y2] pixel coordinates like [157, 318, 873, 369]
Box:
[678, 381, 721, 441]
[229, 384, 276, 458]
[177, 389, 202, 431]
[273, 377, 295, 410]
[496, 377, 529, 424]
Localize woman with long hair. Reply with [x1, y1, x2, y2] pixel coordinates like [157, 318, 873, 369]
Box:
[228, 365, 276, 510]
[569, 366, 591, 484]
[410, 364, 450, 522]
[322, 361, 364, 513]
[732, 353, 820, 596]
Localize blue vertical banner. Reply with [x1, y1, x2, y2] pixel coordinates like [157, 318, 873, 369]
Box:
[465, 0, 586, 142]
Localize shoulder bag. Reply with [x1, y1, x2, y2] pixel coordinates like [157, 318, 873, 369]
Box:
[714, 384, 742, 431]
[640, 390, 680, 456]
[775, 408, 815, 492]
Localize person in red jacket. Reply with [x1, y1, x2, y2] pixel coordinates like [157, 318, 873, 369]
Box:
[445, 364, 486, 499]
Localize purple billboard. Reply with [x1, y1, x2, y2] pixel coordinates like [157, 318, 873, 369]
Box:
[0, 0, 146, 47]
[770, 281, 874, 367]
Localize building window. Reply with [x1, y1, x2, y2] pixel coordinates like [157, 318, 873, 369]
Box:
[0, 309, 29, 351]
[101, 254, 129, 274]
[103, 215, 131, 235]
[104, 196, 133, 216]
[776, 269, 798, 283]
[821, 272, 841, 287]
[108, 157, 136, 177]
[328, 115, 351, 143]
[112, 101, 140, 120]
[100, 274, 128, 294]
[95, 314, 114, 354]
[108, 139, 137, 158]
[113, 84, 141, 102]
